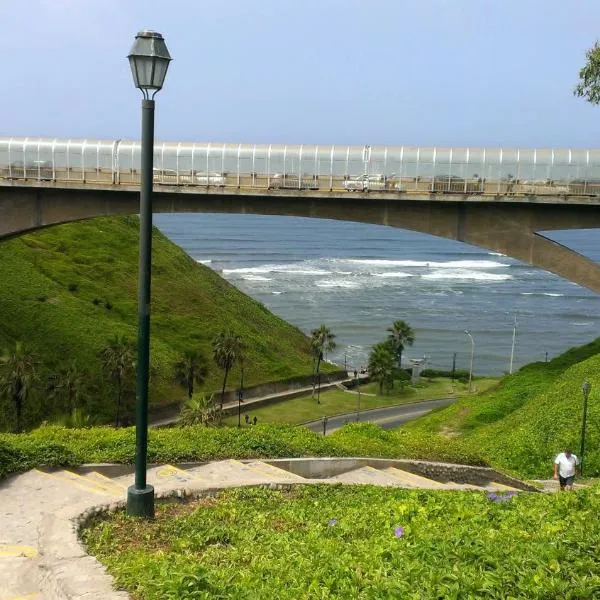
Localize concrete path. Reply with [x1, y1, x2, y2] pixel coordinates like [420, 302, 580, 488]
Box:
[0, 458, 531, 599]
[304, 397, 455, 434]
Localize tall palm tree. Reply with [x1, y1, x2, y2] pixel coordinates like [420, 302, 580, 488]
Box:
[368, 342, 396, 395]
[0, 342, 37, 432]
[174, 350, 208, 399]
[100, 335, 136, 427]
[387, 320, 415, 369]
[212, 331, 245, 411]
[310, 325, 336, 403]
[48, 360, 88, 414]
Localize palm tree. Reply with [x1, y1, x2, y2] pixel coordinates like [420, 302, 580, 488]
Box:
[48, 360, 88, 414]
[310, 325, 336, 403]
[100, 335, 135, 427]
[387, 320, 415, 369]
[179, 392, 218, 426]
[212, 331, 245, 411]
[0, 342, 37, 432]
[368, 342, 396, 395]
[174, 350, 208, 399]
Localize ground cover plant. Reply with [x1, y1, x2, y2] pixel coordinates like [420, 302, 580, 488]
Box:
[83, 485, 600, 599]
[402, 338, 600, 478]
[0, 216, 330, 429]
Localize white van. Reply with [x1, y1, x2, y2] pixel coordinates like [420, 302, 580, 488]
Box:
[343, 174, 386, 191]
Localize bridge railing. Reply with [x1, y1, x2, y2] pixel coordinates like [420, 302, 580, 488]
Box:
[1, 138, 600, 197]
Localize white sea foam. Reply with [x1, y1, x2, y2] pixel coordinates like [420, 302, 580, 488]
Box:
[196, 259, 212, 264]
[543, 293, 564, 297]
[316, 280, 361, 289]
[373, 272, 414, 278]
[341, 259, 507, 269]
[488, 252, 506, 257]
[421, 269, 512, 281]
[272, 291, 283, 295]
[223, 264, 330, 276]
[242, 275, 272, 281]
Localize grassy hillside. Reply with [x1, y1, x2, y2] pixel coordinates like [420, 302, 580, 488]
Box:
[402, 338, 600, 477]
[0, 216, 326, 429]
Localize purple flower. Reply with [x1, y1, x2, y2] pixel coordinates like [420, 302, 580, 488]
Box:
[487, 491, 518, 503]
[395, 526, 405, 538]
[327, 518, 338, 527]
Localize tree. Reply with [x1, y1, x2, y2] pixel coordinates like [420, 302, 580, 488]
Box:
[179, 392, 219, 426]
[575, 42, 600, 105]
[310, 325, 336, 403]
[100, 335, 135, 427]
[212, 331, 245, 411]
[48, 360, 88, 414]
[0, 342, 37, 432]
[174, 350, 208, 399]
[368, 342, 396, 395]
[387, 320, 415, 369]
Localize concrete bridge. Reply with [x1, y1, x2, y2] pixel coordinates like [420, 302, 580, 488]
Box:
[1, 137, 600, 292]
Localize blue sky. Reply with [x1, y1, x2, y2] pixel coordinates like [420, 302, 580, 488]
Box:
[2, 0, 600, 147]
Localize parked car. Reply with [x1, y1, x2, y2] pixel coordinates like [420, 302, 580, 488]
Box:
[343, 174, 386, 191]
[195, 172, 226, 186]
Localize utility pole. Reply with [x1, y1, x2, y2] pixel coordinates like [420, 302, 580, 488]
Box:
[509, 315, 518, 374]
[451, 353, 456, 382]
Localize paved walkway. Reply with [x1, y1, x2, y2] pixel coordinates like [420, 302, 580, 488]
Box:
[0, 458, 535, 599]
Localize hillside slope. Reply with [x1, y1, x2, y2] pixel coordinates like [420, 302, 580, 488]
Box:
[0, 216, 323, 428]
[403, 339, 600, 477]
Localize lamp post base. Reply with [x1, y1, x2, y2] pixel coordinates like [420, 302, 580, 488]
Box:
[126, 484, 155, 518]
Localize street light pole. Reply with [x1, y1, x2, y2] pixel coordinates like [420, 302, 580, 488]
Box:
[509, 315, 518, 374]
[238, 356, 245, 428]
[354, 369, 361, 422]
[580, 380, 591, 477]
[126, 30, 171, 519]
[464, 330, 475, 393]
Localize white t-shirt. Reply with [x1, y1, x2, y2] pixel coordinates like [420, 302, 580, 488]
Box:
[554, 452, 579, 478]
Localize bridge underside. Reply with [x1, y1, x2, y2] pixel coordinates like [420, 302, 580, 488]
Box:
[2, 185, 600, 293]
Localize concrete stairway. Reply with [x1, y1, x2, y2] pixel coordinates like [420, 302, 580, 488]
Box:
[0, 459, 529, 598]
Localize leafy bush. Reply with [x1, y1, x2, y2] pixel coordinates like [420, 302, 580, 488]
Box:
[83, 485, 600, 599]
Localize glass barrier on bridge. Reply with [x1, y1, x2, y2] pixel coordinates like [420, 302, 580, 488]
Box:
[1, 138, 600, 196]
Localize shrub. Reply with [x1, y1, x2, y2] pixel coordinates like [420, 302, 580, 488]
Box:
[67, 282, 78, 292]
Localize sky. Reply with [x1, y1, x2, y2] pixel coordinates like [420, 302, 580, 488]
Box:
[2, 0, 600, 148]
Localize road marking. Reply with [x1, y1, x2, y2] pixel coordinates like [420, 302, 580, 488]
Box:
[0, 544, 38, 558]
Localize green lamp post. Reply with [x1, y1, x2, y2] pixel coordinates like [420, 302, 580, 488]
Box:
[580, 380, 591, 477]
[126, 30, 171, 518]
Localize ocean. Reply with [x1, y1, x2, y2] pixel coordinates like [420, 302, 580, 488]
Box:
[154, 213, 600, 376]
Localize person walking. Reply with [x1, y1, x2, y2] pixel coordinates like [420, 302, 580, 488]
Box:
[553, 449, 579, 491]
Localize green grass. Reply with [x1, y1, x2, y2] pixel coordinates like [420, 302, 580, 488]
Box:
[401, 337, 600, 478]
[0, 216, 332, 429]
[223, 377, 499, 426]
[82, 485, 600, 599]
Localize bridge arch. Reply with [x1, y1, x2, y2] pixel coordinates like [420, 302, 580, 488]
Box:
[2, 183, 600, 293]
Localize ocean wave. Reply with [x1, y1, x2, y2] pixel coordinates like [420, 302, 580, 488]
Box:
[272, 291, 283, 295]
[196, 259, 212, 264]
[373, 272, 414, 278]
[488, 252, 506, 257]
[421, 269, 512, 281]
[316, 280, 362, 289]
[223, 264, 330, 276]
[543, 293, 564, 297]
[242, 275, 272, 281]
[340, 259, 507, 269]
[521, 292, 565, 297]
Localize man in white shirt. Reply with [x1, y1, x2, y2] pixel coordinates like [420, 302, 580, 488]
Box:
[553, 449, 579, 490]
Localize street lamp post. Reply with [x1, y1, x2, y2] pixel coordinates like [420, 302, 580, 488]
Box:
[464, 330, 475, 393]
[580, 380, 591, 477]
[354, 369, 361, 422]
[126, 30, 171, 518]
[238, 356, 245, 428]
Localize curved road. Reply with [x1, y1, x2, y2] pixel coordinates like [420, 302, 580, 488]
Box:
[304, 397, 455, 434]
